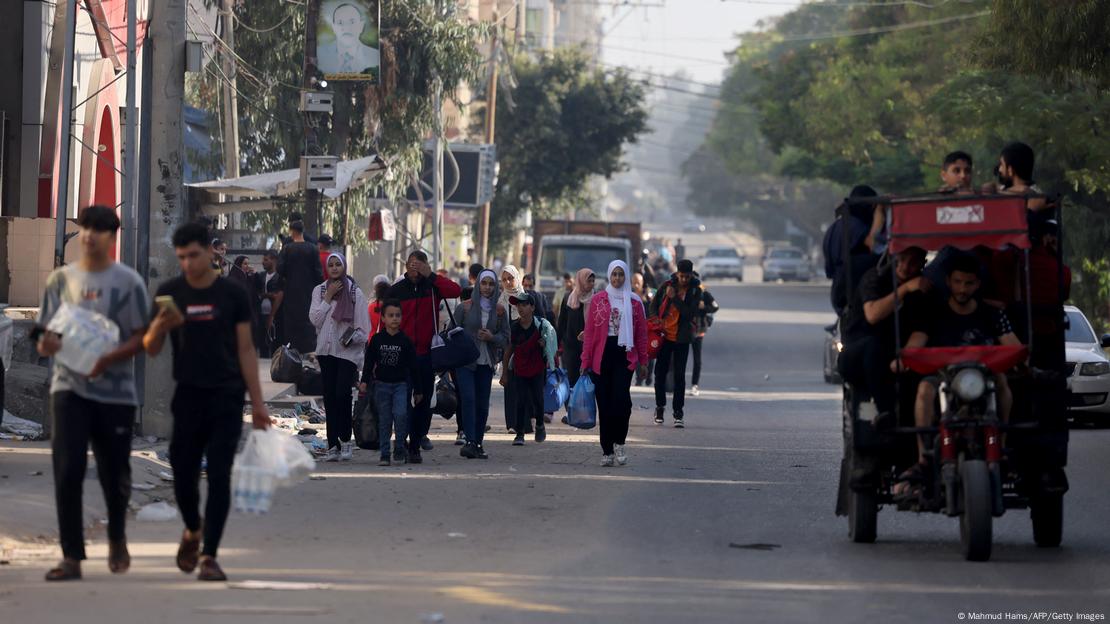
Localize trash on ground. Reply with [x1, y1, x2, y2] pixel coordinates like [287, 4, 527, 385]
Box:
[420, 613, 445, 624]
[309, 475, 327, 481]
[28, 471, 43, 476]
[447, 532, 467, 539]
[136, 501, 179, 521]
[1, 413, 46, 441]
[132, 483, 156, 491]
[158, 470, 175, 482]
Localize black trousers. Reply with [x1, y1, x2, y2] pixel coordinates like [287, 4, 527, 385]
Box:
[513, 372, 545, 435]
[170, 385, 243, 558]
[563, 342, 584, 388]
[408, 355, 434, 453]
[50, 392, 134, 561]
[837, 335, 896, 414]
[654, 340, 690, 414]
[593, 336, 634, 455]
[691, 336, 704, 385]
[318, 355, 357, 448]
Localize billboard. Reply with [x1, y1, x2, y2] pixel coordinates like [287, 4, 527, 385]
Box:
[317, 0, 380, 83]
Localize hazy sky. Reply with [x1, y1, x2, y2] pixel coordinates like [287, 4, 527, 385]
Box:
[600, 0, 794, 85]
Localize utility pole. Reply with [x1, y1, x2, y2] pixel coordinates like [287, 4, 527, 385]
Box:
[122, 0, 138, 268]
[430, 0, 445, 269]
[219, 0, 241, 224]
[53, 0, 78, 268]
[477, 12, 499, 267]
[302, 0, 321, 236]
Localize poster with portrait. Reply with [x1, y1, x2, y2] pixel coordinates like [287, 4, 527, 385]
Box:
[317, 0, 380, 83]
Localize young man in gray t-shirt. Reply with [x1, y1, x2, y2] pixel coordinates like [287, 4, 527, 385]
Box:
[36, 205, 151, 582]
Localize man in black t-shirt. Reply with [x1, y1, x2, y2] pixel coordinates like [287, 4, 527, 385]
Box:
[899, 252, 1020, 470]
[838, 246, 929, 414]
[144, 222, 271, 583]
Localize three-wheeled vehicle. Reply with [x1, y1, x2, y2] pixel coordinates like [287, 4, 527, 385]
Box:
[835, 192, 1070, 561]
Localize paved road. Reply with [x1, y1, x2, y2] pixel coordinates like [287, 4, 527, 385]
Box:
[2, 265, 1109, 622]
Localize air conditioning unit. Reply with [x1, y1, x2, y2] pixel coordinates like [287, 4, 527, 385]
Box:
[299, 91, 334, 113]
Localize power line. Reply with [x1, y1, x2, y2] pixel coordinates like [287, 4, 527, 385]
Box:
[719, 0, 976, 7]
[765, 9, 990, 41]
[602, 44, 736, 66]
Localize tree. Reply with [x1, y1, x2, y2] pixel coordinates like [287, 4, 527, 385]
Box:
[186, 0, 486, 247]
[485, 48, 649, 252]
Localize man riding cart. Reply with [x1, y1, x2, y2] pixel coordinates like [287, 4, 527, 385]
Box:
[834, 191, 1070, 562]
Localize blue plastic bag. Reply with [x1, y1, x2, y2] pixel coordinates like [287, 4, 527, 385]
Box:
[566, 375, 597, 429]
[544, 368, 570, 413]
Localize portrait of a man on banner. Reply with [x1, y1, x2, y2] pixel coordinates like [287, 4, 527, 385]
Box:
[317, 0, 380, 82]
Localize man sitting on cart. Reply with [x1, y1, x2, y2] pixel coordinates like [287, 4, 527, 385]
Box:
[895, 252, 1022, 489]
[839, 246, 930, 417]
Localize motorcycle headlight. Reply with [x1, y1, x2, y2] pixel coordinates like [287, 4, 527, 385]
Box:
[1080, 361, 1110, 376]
[952, 368, 986, 401]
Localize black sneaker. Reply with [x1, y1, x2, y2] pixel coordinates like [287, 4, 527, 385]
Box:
[674, 418, 685, 429]
[393, 447, 406, 462]
[460, 443, 478, 459]
[378, 456, 391, 466]
[455, 431, 466, 446]
[512, 435, 525, 446]
[409, 449, 423, 464]
[420, 436, 434, 451]
[535, 427, 546, 443]
[476, 444, 489, 459]
[654, 408, 665, 425]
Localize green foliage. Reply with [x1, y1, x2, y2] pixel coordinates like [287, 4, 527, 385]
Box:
[186, 0, 486, 247]
[486, 48, 649, 252]
[977, 0, 1110, 90]
[688, 1, 1110, 321]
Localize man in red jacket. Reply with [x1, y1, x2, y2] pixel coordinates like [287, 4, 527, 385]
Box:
[386, 250, 462, 462]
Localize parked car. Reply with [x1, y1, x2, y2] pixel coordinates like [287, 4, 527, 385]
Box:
[762, 246, 810, 282]
[683, 220, 707, 233]
[823, 322, 843, 384]
[698, 246, 745, 281]
[1064, 305, 1110, 421]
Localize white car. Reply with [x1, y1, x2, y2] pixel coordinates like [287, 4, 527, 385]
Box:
[683, 220, 707, 233]
[698, 246, 745, 281]
[1064, 305, 1110, 419]
[762, 247, 811, 282]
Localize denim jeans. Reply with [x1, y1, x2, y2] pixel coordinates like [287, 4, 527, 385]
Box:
[375, 381, 410, 458]
[456, 365, 494, 445]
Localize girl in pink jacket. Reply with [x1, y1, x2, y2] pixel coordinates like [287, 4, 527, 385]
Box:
[581, 260, 650, 466]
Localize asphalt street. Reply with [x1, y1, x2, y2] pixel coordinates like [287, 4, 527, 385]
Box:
[2, 229, 1109, 623]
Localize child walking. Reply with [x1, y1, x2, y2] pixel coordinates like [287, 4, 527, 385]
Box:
[360, 300, 421, 466]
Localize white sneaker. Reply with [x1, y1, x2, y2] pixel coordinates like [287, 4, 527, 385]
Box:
[614, 444, 628, 466]
[340, 441, 353, 461]
[691, 385, 700, 397]
[600, 454, 615, 467]
[324, 447, 340, 463]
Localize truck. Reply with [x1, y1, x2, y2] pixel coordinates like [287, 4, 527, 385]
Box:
[531, 220, 643, 305]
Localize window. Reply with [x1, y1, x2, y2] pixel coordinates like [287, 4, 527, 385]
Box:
[769, 248, 803, 259]
[706, 248, 740, 259]
[539, 245, 626, 282]
[1065, 311, 1096, 343]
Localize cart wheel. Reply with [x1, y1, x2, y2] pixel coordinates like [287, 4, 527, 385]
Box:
[848, 489, 877, 543]
[1031, 494, 1063, 548]
[959, 460, 993, 561]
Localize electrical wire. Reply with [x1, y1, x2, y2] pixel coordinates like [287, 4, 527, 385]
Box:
[233, 11, 295, 34]
[766, 9, 989, 41]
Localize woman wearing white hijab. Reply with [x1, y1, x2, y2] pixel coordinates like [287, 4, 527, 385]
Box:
[310, 252, 371, 461]
[499, 266, 529, 432]
[580, 260, 650, 466]
[454, 270, 509, 458]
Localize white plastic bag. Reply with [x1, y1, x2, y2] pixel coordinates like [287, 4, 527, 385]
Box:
[233, 429, 316, 514]
[45, 302, 120, 376]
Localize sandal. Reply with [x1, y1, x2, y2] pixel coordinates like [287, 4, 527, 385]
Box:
[108, 540, 130, 574]
[197, 556, 227, 582]
[44, 558, 82, 582]
[176, 526, 202, 573]
[892, 461, 929, 500]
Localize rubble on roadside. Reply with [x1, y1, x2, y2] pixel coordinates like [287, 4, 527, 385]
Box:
[0, 411, 46, 441]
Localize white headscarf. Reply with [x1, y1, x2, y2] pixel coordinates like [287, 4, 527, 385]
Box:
[477, 269, 498, 312]
[499, 265, 525, 320]
[605, 260, 637, 351]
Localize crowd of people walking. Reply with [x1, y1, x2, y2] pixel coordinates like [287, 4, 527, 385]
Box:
[31, 209, 721, 583]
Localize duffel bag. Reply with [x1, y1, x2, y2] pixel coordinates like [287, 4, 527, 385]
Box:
[270, 344, 304, 383]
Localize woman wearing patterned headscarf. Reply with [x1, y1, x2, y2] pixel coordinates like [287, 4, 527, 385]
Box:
[557, 268, 596, 388]
[310, 252, 371, 462]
